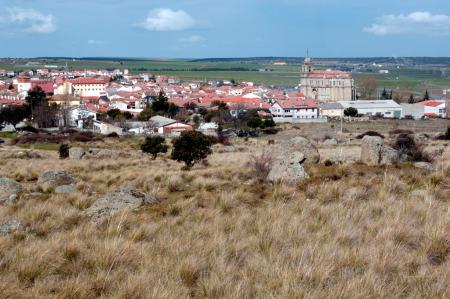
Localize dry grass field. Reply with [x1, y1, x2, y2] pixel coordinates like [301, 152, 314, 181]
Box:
[0, 122, 449, 298]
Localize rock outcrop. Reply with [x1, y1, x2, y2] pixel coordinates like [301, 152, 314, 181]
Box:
[414, 162, 436, 172]
[69, 147, 114, 160]
[0, 178, 23, 204]
[83, 189, 157, 221]
[274, 136, 320, 165]
[38, 170, 76, 192]
[69, 147, 85, 160]
[322, 138, 338, 146]
[267, 151, 309, 183]
[0, 220, 23, 236]
[361, 136, 399, 165]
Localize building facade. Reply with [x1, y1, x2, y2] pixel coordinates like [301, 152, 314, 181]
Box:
[339, 100, 402, 118]
[299, 57, 355, 102]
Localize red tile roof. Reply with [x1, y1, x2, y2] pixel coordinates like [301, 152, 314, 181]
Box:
[419, 101, 445, 107]
[275, 98, 317, 109]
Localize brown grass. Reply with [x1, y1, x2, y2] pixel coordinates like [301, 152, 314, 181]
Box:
[0, 134, 449, 298]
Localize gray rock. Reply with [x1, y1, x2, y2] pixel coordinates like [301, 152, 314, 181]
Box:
[322, 138, 338, 146]
[267, 151, 309, 184]
[69, 147, 85, 160]
[70, 147, 114, 159]
[38, 170, 76, 192]
[55, 185, 76, 194]
[86, 148, 101, 156]
[413, 133, 430, 144]
[83, 188, 157, 221]
[414, 162, 436, 172]
[0, 220, 23, 236]
[361, 136, 399, 165]
[222, 146, 237, 153]
[11, 151, 42, 159]
[0, 178, 23, 204]
[274, 136, 320, 165]
[93, 149, 113, 158]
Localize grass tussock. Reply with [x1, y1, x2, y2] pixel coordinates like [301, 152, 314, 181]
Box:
[0, 135, 449, 298]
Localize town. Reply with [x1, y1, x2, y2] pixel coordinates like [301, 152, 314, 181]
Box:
[1, 1, 450, 297]
[1, 57, 449, 137]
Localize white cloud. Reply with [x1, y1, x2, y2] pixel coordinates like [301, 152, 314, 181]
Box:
[136, 8, 195, 31]
[0, 7, 56, 33]
[180, 35, 205, 43]
[88, 39, 104, 45]
[364, 11, 450, 36]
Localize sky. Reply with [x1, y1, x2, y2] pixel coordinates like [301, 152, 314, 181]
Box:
[1, 0, 450, 58]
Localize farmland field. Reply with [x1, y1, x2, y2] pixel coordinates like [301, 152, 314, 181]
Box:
[1, 58, 450, 90]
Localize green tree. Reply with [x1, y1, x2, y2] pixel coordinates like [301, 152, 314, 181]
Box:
[408, 94, 415, 104]
[262, 119, 276, 128]
[138, 106, 153, 121]
[247, 117, 263, 129]
[151, 91, 170, 114]
[193, 115, 200, 125]
[0, 106, 29, 128]
[381, 88, 388, 99]
[107, 109, 122, 120]
[25, 86, 46, 120]
[122, 111, 134, 120]
[141, 136, 168, 159]
[171, 131, 212, 169]
[25, 86, 46, 108]
[344, 107, 358, 117]
[423, 90, 430, 101]
[59, 144, 70, 159]
[168, 103, 179, 118]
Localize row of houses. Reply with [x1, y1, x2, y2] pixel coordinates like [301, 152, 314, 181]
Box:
[92, 115, 193, 137]
[271, 99, 449, 123]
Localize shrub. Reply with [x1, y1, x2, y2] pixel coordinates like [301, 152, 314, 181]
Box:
[392, 134, 431, 162]
[171, 131, 212, 169]
[208, 135, 231, 145]
[59, 144, 70, 159]
[324, 159, 333, 167]
[249, 151, 273, 182]
[247, 117, 262, 129]
[17, 125, 38, 133]
[389, 129, 414, 136]
[436, 125, 450, 140]
[262, 119, 276, 128]
[344, 107, 358, 117]
[106, 132, 120, 138]
[141, 136, 168, 159]
[262, 128, 279, 135]
[356, 131, 385, 139]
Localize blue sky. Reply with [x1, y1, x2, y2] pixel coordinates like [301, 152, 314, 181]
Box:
[1, 0, 450, 58]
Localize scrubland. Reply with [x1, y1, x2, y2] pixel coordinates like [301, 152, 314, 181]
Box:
[0, 121, 449, 298]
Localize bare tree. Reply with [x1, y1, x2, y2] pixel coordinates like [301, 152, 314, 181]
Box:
[358, 76, 378, 99]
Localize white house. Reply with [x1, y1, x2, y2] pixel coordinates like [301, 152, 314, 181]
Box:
[270, 98, 319, 120]
[67, 106, 97, 128]
[338, 100, 402, 118]
[93, 121, 123, 135]
[419, 101, 447, 118]
[400, 103, 425, 119]
[319, 102, 344, 118]
[68, 78, 107, 97]
[149, 116, 193, 136]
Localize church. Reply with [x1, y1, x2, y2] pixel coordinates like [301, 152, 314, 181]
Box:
[299, 57, 356, 102]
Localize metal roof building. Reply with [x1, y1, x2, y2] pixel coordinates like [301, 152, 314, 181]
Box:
[338, 100, 402, 118]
